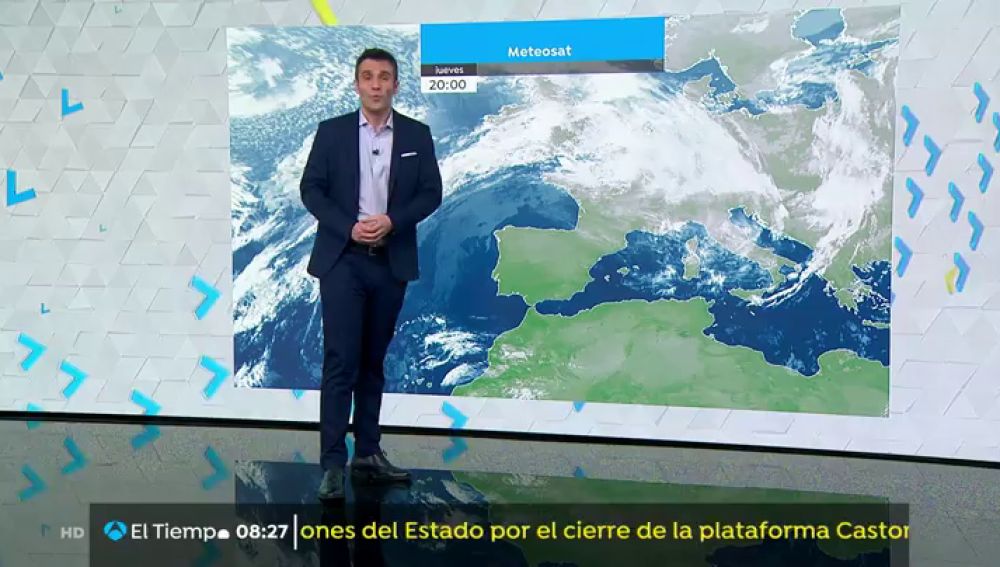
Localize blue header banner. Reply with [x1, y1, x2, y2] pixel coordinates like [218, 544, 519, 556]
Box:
[420, 17, 666, 65]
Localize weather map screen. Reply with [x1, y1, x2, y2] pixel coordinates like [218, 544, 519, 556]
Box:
[229, 11, 896, 418]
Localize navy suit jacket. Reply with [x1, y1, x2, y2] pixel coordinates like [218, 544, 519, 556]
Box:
[300, 110, 443, 281]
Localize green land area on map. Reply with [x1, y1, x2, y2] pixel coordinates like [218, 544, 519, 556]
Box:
[454, 297, 887, 416]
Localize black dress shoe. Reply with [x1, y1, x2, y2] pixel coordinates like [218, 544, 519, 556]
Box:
[350, 450, 411, 484]
[317, 468, 345, 502]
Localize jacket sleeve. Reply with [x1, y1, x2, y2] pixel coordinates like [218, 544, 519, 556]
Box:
[299, 122, 355, 241]
[388, 124, 443, 233]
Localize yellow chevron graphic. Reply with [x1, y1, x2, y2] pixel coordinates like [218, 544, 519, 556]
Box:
[945, 266, 959, 294]
[310, 0, 339, 25]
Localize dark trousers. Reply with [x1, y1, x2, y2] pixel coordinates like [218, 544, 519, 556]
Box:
[319, 248, 407, 470]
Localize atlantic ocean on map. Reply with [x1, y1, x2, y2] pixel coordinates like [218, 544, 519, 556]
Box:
[228, 8, 898, 416]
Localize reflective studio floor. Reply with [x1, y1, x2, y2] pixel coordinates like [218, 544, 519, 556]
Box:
[1, 418, 998, 566]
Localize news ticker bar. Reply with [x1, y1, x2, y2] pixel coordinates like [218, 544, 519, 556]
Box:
[89, 502, 911, 566]
[419, 17, 666, 92]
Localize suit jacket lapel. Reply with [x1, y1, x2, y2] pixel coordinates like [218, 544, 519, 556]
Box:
[348, 110, 360, 206]
[387, 115, 403, 203]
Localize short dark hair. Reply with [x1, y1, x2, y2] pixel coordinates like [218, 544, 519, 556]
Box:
[355, 48, 398, 80]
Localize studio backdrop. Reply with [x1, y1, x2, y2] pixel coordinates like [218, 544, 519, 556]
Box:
[1, 0, 998, 463]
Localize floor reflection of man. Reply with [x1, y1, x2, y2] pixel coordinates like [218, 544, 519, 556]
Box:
[318, 481, 393, 566]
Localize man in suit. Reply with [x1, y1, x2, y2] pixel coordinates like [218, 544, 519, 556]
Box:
[299, 48, 443, 502]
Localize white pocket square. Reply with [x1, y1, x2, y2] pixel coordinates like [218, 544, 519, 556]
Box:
[400, 151, 418, 158]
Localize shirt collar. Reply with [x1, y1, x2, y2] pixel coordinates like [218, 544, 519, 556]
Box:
[359, 109, 393, 130]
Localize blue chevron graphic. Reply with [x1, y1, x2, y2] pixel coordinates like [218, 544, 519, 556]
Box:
[200, 356, 230, 399]
[994, 112, 1000, 152]
[17, 333, 46, 371]
[441, 401, 468, 429]
[574, 466, 587, 479]
[968, 211, 984, 251]
[19, 465, 46, 501]
[442, 437, 468, 463]
[954, 253, 970, 292]
[292, 389, 304, 399]
[979, 153, 993, 194]
[190, 276, 221, 320]
[6, 170, 37, 207]
[60, 88, 83, 117]
[131, 425, 160, 450]
[130, 389, 161, 416]
[59, 360, 87, 399]
[893, 237, 912, 277]
[61, 437, 87, 475]
[900, 105, 919, 146]
[26, 403, 42, 430]
[201, 447, 228, 490]
[948, 182, 965, 222]
[905, 177, 924, 218]
[292, 451, 305, 463]
[923, 135, 942, 176]
[974, 82, 990, 123]
[572, 401, 586, 412]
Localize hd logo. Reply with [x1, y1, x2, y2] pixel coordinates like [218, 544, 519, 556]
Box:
[60, 526, 86, 539]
